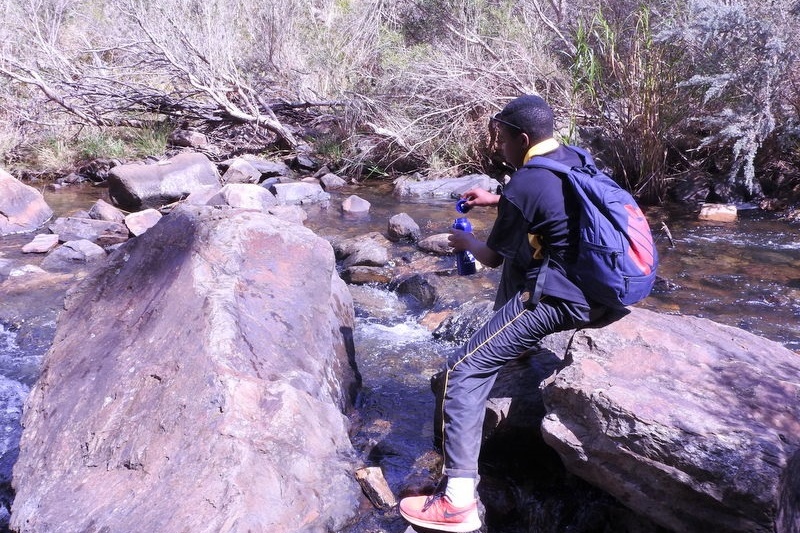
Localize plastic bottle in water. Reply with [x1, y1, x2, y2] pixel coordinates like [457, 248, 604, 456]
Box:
[453, 214, 477, 275]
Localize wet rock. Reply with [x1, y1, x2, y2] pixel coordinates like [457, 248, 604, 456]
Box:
[320, 172, 347, 190]
[88, 199, 126, 223]
[40, 240, 106, 272]
[541, 307, 800, 533]
[777, 448, 800, 533]
[0, 373, 29, 528]
[418, 233, 452, 255]
[0, 170, 53, 236]
[207, 183, 279, 211]
[48, 217, 129, 247]
[332, 232, 391, 262]
[221, 158, 261, 184]
[387, 213, 421, 242]
[270, 182, 330, 205]
[0, 376, 28, 486]
[124, 209, 162, 237]
[393, 173, 499, 199]
[342, 239, 388, 269]
[108, 152, 221, 211]
[11, 205, 360, 533]
[21, 234, 60, 254]
[393, 274, 437, 308]
[341, 266, 394, 285]
[698, 203, 737, 222]
[355, 466, 396, 510]
[342, 195, 371, 214]
[432, 299, 495, 344]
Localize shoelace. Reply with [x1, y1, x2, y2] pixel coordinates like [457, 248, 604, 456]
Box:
[421, 491, 446, 512]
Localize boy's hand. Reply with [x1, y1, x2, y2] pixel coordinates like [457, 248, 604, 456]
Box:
[448, 228, 475, 252]
[461, 188, 500, 209]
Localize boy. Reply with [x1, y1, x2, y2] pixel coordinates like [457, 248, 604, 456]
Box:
[398, 94, 606, 532]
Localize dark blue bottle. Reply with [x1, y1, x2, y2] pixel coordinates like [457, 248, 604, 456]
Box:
[453, 216, 477, 275]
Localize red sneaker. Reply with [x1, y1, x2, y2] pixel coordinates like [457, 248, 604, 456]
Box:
[398, 492, 481, 532]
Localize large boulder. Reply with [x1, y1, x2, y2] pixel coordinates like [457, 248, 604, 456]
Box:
[11, 205, 361, 533]
[107, 153, 220, 210]
[0, 170, 53, 235]
[393, 173, 499, 199]
[541, 307, 800, 532]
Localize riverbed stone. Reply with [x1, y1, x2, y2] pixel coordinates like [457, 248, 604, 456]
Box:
[417, 233, 452, 255]
[207, 183, 279, 212]
[342, 195, 371, 214]
[21, 234, 60, 254]
[341, 266, 394, 285]
[265, 205, 308, 225]
[234, 156, 291, 179]
[698, 203, 737, 222]
[270, 182, 330, 205]
[393, 173, 499, 199]
[88, 199, 126, 223]
[0, 170, 53, 236]
[108, 152, 221, 210]
[184, 185, 222, 206]
[48, 217, 129, 247]
[320, 172, 347, 190]
[221, 158, 262, 184]
[388, 213, 421, 242]
[540, 307, 800, 533]
[40, 240, 107, 272]
[124, 209, 162, 237]
[10, 205, 361, 533]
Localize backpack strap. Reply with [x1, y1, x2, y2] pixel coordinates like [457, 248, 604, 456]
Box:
[523, 145, 592, 308]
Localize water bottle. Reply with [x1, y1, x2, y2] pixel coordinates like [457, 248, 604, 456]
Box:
[453, 208, 477, 275]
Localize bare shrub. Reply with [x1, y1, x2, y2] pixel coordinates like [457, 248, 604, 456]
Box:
[0, 0, 386, 165]
[337, 0, 571, 178]
[660, 0, 800, 201]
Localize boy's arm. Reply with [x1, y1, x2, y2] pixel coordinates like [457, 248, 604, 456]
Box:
[461, 187, 501, 208]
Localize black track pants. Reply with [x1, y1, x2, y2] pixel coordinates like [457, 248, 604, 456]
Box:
[441, 291, 593, 478]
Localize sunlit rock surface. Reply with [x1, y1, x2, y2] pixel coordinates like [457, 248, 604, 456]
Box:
[541, 307, 800, 532]
[11, 205, 361, 533]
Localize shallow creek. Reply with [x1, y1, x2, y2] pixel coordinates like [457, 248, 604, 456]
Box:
[1, 181, 799, 532]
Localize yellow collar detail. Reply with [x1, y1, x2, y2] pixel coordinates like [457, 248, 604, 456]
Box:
[522, 138, 560, 165]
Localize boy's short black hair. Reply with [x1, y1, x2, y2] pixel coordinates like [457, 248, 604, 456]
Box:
[493, 94, 554, 143]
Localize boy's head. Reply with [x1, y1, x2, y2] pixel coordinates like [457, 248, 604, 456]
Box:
[491, 94, 554, 167]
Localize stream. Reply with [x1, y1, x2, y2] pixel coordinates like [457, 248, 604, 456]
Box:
[1, 181, 799, 532]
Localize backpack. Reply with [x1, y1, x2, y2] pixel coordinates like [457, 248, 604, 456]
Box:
[526, 145, 659, 309]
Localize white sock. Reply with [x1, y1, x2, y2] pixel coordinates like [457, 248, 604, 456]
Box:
[445, 476, 475, 507]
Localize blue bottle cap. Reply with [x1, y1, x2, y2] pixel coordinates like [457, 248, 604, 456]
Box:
[456, 199, 472, 213]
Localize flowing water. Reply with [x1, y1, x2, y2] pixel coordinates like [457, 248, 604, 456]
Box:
[1, 181, 799, 532]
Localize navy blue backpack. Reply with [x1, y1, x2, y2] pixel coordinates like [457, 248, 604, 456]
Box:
[527, 146, 658, 309]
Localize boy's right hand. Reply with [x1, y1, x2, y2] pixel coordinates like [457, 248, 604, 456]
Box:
[461, 188, 501, 208]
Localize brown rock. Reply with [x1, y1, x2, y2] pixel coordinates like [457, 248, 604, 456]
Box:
[698, 203, 737, 222]
[11, 205, 361, 532]
[108, 153, 220, 210]
[541, 307, 800, 532]
[0, 169, 53, 235]
[124, 209, 162, 237]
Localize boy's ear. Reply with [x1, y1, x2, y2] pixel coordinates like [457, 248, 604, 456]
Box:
[520, 132, 531, 149]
